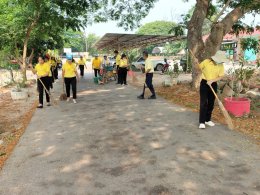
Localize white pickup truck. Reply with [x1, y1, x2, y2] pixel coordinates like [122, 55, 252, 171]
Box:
[131, 57, 173, 71]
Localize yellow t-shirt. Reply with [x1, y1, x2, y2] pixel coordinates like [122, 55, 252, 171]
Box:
[78, 59, 86, 65]
[92, 58, 101, 69]
[44, 61, 52, 76]
[199, 59, 224, 80]
[119, 59, 128, 68]
[62, 62, 77, 78]
[50, 60, 56, 67]
[145, 58, 154, 73]
[116, 54, 121, 66]
[34, 63, 50, 77]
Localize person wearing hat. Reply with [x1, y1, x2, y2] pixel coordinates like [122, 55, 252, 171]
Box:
[44, 56, 54, 91]
[118, 54, 129, 85]
[92, 54, 102, 77]
[198, 51, 228, 129]
[77, 56, 87, 77]
[62, 54, 79, 104]
[114, 50, 121, 84]
[28, 56, 50, 108]
[138, 51, 156, 99]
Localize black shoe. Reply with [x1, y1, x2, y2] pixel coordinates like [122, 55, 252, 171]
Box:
[148, 95, 156, 99]
[137, 95, 144, 99]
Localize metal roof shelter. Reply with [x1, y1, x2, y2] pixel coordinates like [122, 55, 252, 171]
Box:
[94, 33, 186, 50]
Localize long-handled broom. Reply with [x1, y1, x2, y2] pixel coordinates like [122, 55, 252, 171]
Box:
[38, 78, 58, 105]
[189, 50, 234, 130]
[59, 82, 67, 101]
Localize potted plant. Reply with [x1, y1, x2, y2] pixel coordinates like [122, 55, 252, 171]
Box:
[10, 81, 28, 100]
[163, 63, 179, 87]
[224, 59, 255, 117]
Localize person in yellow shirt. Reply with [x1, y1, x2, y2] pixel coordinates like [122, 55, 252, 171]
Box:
[114, 50, 121, 84]
[77, 56, 87, 77]
[138, 51, 156, 100]
[118, 54, 129, 85]
[28, 56, 50, 108]
[198, 51, 227, 129]
[92, 54, 102, 77]
[62, 54, 79, 104]
[44, 56, 54, 91]
[50, 57, 58, 80]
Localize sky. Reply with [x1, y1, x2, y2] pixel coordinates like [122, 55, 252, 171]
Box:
[85, 0, 260, 37]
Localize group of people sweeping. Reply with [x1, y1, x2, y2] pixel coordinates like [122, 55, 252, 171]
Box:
[29, 49, 229, 129]
[29, 54, 79, 107]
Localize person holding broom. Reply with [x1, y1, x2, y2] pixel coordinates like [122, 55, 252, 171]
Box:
[28, 56, 51, 108]
[198, 51, 228, 129]
[62, 54, 79, 104]
[137, 51, 156, 99]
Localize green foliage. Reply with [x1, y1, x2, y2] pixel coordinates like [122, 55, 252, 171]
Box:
[241, 37, 259, 53]
[64, 30, 86, 52]
[86, 33, 100, 56]
[137, 21, 186, 55]
[137, 21, 176, 35]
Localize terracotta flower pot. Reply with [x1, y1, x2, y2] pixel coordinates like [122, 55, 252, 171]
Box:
[224, 97, 250, 117]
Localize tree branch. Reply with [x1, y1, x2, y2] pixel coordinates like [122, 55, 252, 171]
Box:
[213, 0, 231, 23]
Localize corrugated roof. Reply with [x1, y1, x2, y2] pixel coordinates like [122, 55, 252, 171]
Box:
[94, 33, 186, 50]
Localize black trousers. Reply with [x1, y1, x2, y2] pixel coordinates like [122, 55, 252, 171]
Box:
[116, 65, 120, 83]
[54, 66, 58, 79]
[142, 73, 155, 96]
[79, 65, 84, 77]
[118, 67, 128, 84]
[94, 69, 100, 77]
[64, 77, 77, 99]
[37, 76, 50, 105]
[48, 76, 53, 89]
[199, 79, 217, 123]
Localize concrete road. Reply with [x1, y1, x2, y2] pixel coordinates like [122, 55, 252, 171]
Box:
[0, 73, 259, 195]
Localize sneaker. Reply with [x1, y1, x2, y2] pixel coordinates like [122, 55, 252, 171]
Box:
[205, 121, 215, 127]
[46, 102, 51, 106]
[137, 95, 144, 99]
[148, 95, 157, 99]
[67, 98, 70, 102]
[37, 104, 43, 108]
[73, 99, 77, 104]
[199, 123, 206, 129]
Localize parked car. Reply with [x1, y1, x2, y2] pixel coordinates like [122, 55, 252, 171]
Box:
[132, 57, 173, 71]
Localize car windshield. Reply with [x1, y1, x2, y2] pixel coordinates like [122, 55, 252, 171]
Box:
[137, 57, 144, 62]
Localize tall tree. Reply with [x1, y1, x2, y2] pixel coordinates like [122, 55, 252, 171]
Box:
[187, 0, 259, 88]
[137, 21, 176, 35]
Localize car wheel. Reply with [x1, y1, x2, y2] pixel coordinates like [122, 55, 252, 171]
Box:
[156, 64, 163, 72]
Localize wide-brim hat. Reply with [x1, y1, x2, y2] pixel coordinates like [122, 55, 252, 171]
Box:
[212, 51, 230, 64]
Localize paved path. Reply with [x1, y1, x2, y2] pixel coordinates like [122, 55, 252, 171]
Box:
[0, 74, 260, 195]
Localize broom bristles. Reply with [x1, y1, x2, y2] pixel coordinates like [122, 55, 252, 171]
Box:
[59, 93, 67, 101]
[217, 99, 234, 130]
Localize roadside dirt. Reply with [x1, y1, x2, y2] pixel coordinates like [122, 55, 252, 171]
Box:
[0, 84, 37, 169]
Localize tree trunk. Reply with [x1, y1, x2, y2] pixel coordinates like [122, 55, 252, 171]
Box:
[188, 2, 250, 88]
[21, 18, 38, 83]
[187, 0, 209, 89]
[22, 37, 29, 82]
